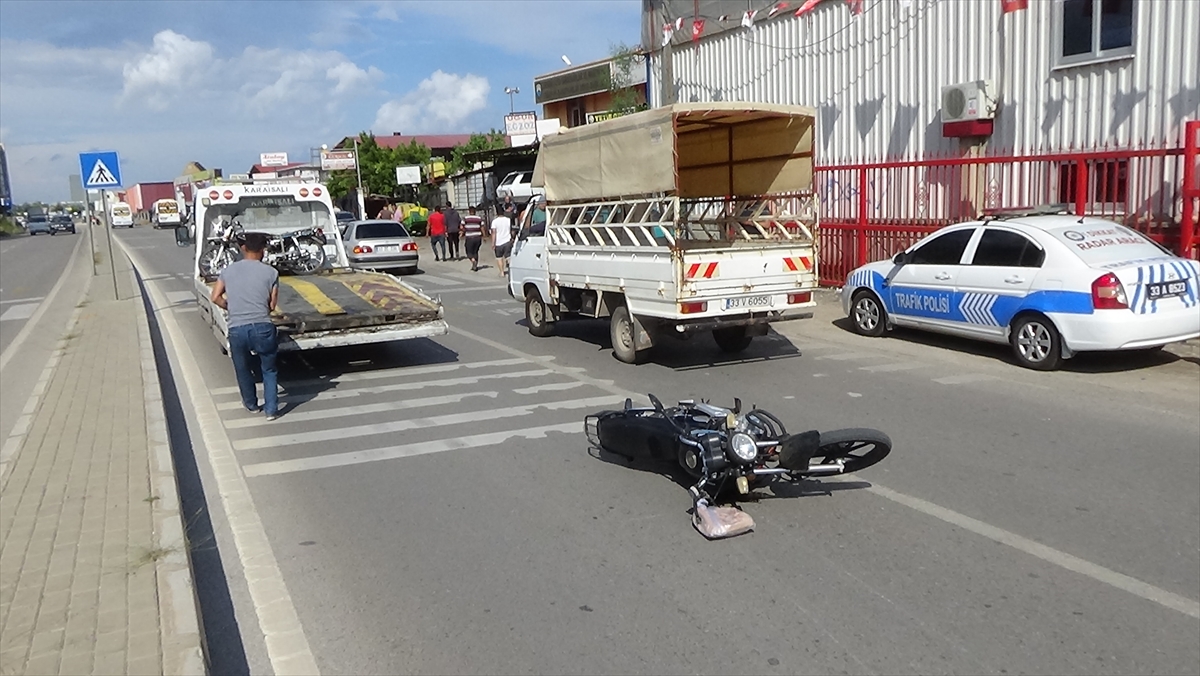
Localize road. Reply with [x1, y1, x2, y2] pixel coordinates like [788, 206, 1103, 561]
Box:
[115, 226, 1200, 676]
[0, 230, 80, 355]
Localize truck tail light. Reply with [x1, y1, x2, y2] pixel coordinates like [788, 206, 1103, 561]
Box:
[680, 301, 707, 314]
[353, 245, 373, 254]
[402, 242, 417, 251]
[299, 188, 309, 197]
[312, 187, 322, 197]
[1091, 272, 1128, 310]
[787, 292, 812, 304]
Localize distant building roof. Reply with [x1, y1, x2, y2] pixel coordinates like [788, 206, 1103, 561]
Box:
[334, 134, 510, 155]
[247, 161, 311, 175]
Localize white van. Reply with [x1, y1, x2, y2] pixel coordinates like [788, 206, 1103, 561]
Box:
[109, 202, 134, 228]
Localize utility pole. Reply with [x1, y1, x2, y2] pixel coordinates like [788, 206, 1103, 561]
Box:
[99, 190, 118, 299]
[504, 87, 520, 114]
[353, 136, 366, 219]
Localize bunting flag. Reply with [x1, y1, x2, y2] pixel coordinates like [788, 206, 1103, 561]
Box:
[692, 18, 706, 41]
[674, 16, 684, 30]
[846, 0, 864, 15]
[718, 14, 731, 21]
[1001, 0, 1029, 13]
[768, 2, 791, 17]
[662, 22, 674, 47]
[742, 9, 758, 29]
[795, 0, 824, 17]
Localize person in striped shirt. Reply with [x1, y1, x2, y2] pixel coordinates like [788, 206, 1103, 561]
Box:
[462, 205, 485, 272]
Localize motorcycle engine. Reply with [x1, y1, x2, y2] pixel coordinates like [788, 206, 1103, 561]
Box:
[679, 430, 728, 478]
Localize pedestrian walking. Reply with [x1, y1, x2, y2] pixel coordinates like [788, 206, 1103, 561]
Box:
[463, 205, 485, 272]
[501, 195, 518, 227]
[444, 202, 462, 260]
[209, 232, 281, 420]
[491, 210, 513, 277]
[428, 205, 447, 261]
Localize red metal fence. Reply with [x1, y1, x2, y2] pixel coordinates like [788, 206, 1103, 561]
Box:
[814, 140, 1195, 286]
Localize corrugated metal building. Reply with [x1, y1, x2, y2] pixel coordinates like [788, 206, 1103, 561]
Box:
[643, 0, 1200, 268]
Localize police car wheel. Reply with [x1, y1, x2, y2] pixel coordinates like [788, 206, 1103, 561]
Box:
[1011, 315, 1062, 371]
[851, 291, 887, 337]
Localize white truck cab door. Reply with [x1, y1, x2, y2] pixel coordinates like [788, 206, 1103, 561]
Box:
[508, 214, 550, 301]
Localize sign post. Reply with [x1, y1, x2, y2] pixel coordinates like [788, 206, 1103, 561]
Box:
[79, 151, 122, 299]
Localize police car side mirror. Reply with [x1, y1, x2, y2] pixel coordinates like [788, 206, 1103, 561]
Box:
[892, 251, 908, 265]
[175, 224, 192, 247]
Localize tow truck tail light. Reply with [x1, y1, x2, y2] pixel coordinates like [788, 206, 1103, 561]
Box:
[402, 242, 417, 251]
[222, 190, 234, 200]
[299, 188, 309, 197]
[1091, 272, 1128, 310]
[787, 292, 812, 304]
[680, 301, 707, 314]
[353, 245, 373, 254]
[312, 187, 322, 197]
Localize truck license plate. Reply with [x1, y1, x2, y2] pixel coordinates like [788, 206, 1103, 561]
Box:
[725, 295, 773, 310]
[1146, 280, 1187, 300]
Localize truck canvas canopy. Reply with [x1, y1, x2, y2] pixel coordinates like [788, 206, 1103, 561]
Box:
[533, 102, 816, 202]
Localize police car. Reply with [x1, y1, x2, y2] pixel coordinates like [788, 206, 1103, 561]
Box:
[841, 212, 1200, 370]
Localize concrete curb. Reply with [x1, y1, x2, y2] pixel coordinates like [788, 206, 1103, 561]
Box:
[123, 257, 208, 675]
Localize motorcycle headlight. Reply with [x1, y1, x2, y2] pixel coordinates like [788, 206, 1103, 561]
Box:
[728, 432, 758, 463]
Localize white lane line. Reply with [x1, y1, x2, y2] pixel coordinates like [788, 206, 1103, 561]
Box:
[814, 352, 875, 361]
[223, 391, 499, 429]
[410, 274, 463, 286]
[449, 323, 1200, 622]
[214, 368, 556, 410]
[0, 303, 39, 321]
[243, 422, 580, 477]
[932, 373, 998, 385]
[444, 270, 499, 282]
[859, 362, 924, 373]
[165, 291, 194, 305]
[118, 236, 320, 675]
[434, 284, 510, 294]
[860, 482, 1200, 620]
[233, 395, 623, 451]
[208, 357, 530, 396]
[0, 296, 45, 305]
[0, 236, 83, 373]
[513, 381, 587, 395]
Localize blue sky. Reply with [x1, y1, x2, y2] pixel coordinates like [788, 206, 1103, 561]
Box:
[0, 0, 641, 202]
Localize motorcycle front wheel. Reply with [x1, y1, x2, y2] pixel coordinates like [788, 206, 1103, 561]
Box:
[293, 241, 326, 274]
[815, 428, 892, 474]
[199, 246, 233, 277]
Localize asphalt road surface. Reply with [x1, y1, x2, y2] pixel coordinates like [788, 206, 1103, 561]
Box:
[0, 229, 80, 355]
[115, 226, 1199, 676]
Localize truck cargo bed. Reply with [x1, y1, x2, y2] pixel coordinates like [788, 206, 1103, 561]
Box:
[208, 269, 441, 334]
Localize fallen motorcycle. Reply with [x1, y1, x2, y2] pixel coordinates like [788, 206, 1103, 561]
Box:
[198, 217, 243, 280]
[585, 395, 892, 538]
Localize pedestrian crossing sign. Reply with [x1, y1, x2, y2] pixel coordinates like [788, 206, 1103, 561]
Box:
[79, 151, 122, 188]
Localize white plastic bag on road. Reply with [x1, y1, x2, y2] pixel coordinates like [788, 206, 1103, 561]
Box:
[692, 499, 755, 539]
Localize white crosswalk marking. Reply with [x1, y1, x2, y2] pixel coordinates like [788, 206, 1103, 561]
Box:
[233, 395, 622, 451]
[0, 296, 44, 305]
[411, 274, 463, 286]
[242, 423, 580, 477]
[165, 291, 194, 305]
[224, 391, 500, 429]
[210, 357, 530, 396]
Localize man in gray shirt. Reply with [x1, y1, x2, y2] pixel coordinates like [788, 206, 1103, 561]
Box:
[210, 232, 281, 419]
[444, 202, 462, 261]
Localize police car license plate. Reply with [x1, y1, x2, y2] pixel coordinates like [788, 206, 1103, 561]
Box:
[725, 295, 773, 310]
[1146, 280, 1187, 300]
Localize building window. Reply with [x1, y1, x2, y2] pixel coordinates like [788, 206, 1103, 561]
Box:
[1058, 0, 1135, 66]
[569, 103, 584, 128]
[1057, 159, 1128, 206]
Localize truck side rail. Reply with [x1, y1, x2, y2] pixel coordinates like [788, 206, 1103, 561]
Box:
[544, 193, 817, 250]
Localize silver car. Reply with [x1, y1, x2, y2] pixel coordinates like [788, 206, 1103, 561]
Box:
[343, 219, 419, 272]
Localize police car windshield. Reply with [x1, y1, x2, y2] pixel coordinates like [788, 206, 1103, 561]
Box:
[1048, 224, 1171, 266]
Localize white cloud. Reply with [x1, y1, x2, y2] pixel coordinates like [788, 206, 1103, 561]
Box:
[373, 70, 490, 134]
[121, 30, 214, 111]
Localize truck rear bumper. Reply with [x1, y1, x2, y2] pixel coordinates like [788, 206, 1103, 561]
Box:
[660, 309, 813, 334]
[279, 319, 449, 351]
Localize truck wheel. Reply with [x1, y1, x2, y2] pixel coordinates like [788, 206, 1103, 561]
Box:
[610, 306, 647, 364]
[712, 326, 753, 353]
[525, 289, 554, 337]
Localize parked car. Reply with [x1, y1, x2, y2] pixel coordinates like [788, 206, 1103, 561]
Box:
[841, 212, 1200, 370]
[335, 209, 356, 236]
[50, 214, 76, 235]
[343, 220, 419, 273]
[495, 171, 545, 203]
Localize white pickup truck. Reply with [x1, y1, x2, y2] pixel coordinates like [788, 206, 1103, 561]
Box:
[186, 179, 448, 352]
[508, 102, 820, 363]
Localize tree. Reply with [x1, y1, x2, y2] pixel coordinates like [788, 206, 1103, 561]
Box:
[607, 42, 648, 120]
[448, 131, 508, 176]
[325, 133, 432, 201]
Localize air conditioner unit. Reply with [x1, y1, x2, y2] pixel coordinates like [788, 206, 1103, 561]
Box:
[941, 80, 996, 122]
[941, 80, 996, 138]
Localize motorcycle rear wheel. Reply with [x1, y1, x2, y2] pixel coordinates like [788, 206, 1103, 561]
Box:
[815, 428, 892, 474]
[294, 242, 326, 274]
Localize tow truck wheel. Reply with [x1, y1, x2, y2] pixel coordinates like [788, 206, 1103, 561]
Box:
[525, 289, 554, 337]
[610, 306, 647, 364]
[712, 326, 753, 353]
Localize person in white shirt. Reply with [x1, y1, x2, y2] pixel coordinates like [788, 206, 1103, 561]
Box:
[491, 213, 512, 276]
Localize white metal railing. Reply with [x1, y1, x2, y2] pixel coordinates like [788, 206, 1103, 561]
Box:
[545, 193, 817, 249]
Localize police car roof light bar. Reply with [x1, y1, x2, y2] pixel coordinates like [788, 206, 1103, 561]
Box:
[980, 203, 1072, 222]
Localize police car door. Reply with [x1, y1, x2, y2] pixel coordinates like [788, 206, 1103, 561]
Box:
[955, 227, 1043, 339]
[887, 227, 976, 331]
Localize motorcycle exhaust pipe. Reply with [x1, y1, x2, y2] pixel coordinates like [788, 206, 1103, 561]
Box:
[803, 462, 845, 476]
